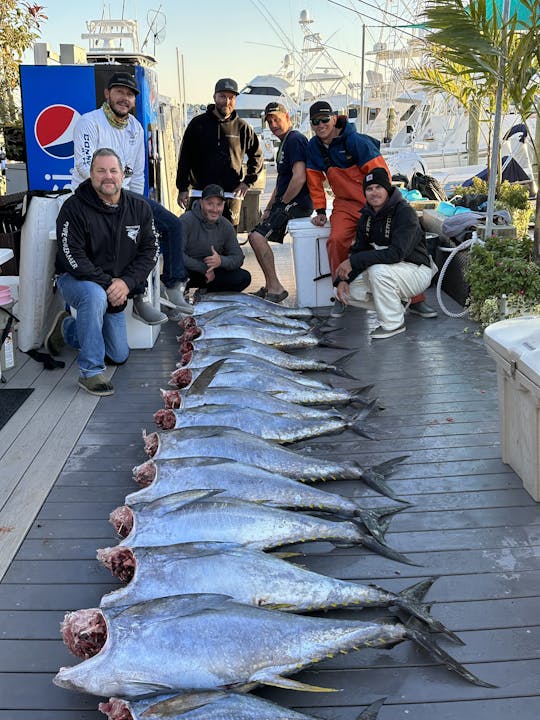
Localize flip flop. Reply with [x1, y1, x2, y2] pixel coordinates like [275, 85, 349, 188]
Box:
[265, 290, 289, 304]
[250, 287, 267, 298]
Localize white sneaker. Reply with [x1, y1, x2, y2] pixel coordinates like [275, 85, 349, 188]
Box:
[370, 324, 406, 339]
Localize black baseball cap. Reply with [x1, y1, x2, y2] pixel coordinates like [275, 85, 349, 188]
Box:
[107, 72, 139, 95]
[202, 184, 226, 200]
[214, 78, 239, 95]
[264, 102, 288, 118]
[309, 100, 333, 120]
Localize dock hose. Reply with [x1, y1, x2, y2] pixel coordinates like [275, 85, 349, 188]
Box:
[435, 231, 484, 318]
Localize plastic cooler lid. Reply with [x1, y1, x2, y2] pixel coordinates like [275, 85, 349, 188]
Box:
[484, 316, 540, 385]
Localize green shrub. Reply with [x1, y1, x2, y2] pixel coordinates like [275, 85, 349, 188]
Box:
[465, 234, 540, 327]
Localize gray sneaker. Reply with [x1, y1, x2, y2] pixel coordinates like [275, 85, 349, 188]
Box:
[78, 373, 114, 396]
[330, 300, 346, 317]
[132, 295, 168, 325]
[370, 323, 406, 339]
[162, 281, 194, 315]
[44, 310, 69, 356]
[409, 300, 438, 318]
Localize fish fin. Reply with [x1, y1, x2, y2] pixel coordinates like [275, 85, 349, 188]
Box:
[356, 458, 410, 502]
[405, 616, 497, 687]
[140, 691, 228, 716]
[186, 359, 227, 396]
[272, 551, 305, 559]
[355, 697, 387, 720]
[394, 578, 464, 644]
[250, 670, 340, 693]
[318, 337, 352, 349]
[140, 489, 223, 515]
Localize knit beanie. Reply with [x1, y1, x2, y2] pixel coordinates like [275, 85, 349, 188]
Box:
[363, 167, 392, 193]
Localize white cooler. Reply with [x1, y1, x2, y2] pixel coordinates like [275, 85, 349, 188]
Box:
[484, 316, 540, 501]
[288, 218, 335, 308]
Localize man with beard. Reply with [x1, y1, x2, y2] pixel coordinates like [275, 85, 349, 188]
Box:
[71, 72, 192, 321]
[46, 149, 159, 396]
[176, 78, 263, 227]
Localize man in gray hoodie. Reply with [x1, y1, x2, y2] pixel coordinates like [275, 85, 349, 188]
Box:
[179, 184, 251, 292]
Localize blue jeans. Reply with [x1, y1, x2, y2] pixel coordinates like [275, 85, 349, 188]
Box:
[146, 198, 187, 288]
[56, 274, 129, 378]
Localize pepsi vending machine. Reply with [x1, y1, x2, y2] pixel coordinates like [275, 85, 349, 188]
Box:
[19, 63, 160, 196]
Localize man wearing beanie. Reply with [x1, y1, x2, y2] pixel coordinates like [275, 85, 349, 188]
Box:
[176, 78, 263, 228]
[334, 167, 435, 339]
[306, 101, 436, 319]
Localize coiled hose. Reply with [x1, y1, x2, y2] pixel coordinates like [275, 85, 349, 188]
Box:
[435, 231, 484, 318]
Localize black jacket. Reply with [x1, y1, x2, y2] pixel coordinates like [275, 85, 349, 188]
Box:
[347, 188, 430, 282]
[55, 179, 159, 293]
[176, 105, 263, 192]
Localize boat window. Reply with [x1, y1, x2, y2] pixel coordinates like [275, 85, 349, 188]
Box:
[236, 109, 265, 119]
[240, 86, 282, 96]
[400, 105, 417, 122]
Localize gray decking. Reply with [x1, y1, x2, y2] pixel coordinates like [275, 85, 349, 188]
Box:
[0, 236, 539, 718]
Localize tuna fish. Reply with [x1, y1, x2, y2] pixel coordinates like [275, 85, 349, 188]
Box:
[54, 594, 495, 697]
[143, 426, 407, 501]
[109, 490, 415, 565]
[189, 306, 314, 332]
[153, 402, 375, 443]
[129, 457, 404, 545]
[195, 291, 316, 318]
[169, 360, 372, 407]
[179, 337, 358, 376]
[97, 541, 459, 642]
[99, 692, 386, 720]
[181, 323, 346, 350]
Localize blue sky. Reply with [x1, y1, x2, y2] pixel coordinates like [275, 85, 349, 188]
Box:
[30, 0, 408, 103]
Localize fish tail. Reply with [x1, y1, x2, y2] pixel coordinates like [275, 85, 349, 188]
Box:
[361, 534, 420, 566]
[318, 336, 352, 349]
[405, 617, 498, 688]
[394, 578, 464, 644]
[355, 698, 387, 720]
[353, 504, 408, 545]
[355, 462, 409, 502]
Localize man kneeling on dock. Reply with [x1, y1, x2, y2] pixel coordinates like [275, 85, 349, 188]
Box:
[45, 148, 159, 396]
[334, 168, 436, 340]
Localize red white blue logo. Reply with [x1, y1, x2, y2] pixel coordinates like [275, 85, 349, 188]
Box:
[34, 104, 81, 159]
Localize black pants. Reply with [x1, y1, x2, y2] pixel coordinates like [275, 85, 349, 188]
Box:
[188, 267, 251, 293]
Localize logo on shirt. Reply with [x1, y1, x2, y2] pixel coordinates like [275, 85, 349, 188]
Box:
[126, 225, 140, 243]
[34, 105, 81, 159]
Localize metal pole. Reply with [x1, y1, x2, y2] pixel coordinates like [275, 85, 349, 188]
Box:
[484, 0, 511, 239]
[359, 24, 365, 133]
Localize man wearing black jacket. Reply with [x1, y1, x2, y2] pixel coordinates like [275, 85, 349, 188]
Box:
[176, 78, 263, 227]
[334, 168, 435, 340]
[45, 148, 159, 396]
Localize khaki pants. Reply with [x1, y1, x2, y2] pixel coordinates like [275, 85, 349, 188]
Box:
[346, 261, 435, 330]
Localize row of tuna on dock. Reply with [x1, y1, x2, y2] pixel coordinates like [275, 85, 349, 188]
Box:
[53, 293, 495, 719]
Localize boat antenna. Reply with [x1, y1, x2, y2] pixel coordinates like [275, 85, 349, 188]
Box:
[141, 6, 166, 56]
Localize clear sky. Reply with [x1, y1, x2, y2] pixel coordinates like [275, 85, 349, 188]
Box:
[28, 0, 413, 104]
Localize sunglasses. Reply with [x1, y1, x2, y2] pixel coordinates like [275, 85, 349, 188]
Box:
[311, 117, 331, 126]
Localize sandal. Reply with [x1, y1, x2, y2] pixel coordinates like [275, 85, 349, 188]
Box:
[265, 290, 289, 304]
[250, 287, 267, 298]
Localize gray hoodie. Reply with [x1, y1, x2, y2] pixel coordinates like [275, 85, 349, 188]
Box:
[180, 201, 245, 275]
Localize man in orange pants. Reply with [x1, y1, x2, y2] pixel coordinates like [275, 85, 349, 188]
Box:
[306, 101, 437, 319]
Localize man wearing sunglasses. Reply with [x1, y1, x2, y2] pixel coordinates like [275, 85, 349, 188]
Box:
[306, 101, 436, 319]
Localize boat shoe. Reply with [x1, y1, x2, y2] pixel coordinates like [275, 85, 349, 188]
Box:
[78, 373, 114, 396]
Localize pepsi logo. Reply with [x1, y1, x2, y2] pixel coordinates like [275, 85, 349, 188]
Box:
[34, 104, 81, 159]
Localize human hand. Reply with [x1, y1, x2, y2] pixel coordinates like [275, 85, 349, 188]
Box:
[205, 268, 215, 283]
[107, 278, 130, 306]
[204, 245, 222, 269]
[336, 259, 352, 281]
[311, 213, 327, 227]
[335, 280, 350, 304]
[177, 191, 189, 209]
[233, 182, 249, 199]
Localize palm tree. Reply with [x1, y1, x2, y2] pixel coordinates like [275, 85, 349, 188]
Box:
[412, 0, 540, 253]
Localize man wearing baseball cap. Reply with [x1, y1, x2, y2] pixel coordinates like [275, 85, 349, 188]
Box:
[176, 78, 263, 228]
[334, 167, 435, 339]
[179, 183, 251, 293]
[306, 100, 436, 319]
[70, 70, 193, 323]
[247, 102, 313, 303]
